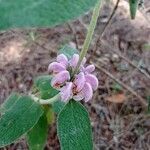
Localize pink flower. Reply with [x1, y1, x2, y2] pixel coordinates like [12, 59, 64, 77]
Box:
[82, 82, 93, 102]
[73, 82, 93, 102]
[56, 54, 68, 67]
[51, 71, 70, 88]
[69, 54, 86, 69]
[69, 54, 79, 68]
[48, 53, 98, 102]
[48, 54, 69, 74]
[74, 72, 85, 92]
[60, 82, 73, 102]
[72, 73, 96, 102]
[48, 62, 66, 74]
[81, 64, 95, 74]
[85, 74, 98, 91]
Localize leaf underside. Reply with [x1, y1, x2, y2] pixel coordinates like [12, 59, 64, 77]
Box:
[0, 0, 98, 30]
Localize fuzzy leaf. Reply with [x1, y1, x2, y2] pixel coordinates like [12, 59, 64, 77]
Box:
[34, 75, 59, 99]
[59, 45, 79, 59]
[27, 114, 48, 150]
[57, 100, 93, 150]
[34, 75, 65, 113]
[0, 93, 20, 113]
[52, 100, 65, 114]
[0, 0, 98, 30]
[0, 96, 43, 148]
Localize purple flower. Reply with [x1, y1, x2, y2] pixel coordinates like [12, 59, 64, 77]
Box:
[69, 54, 86, 69]
[57, 54, 68, 67]
[85, 74, 98, 91]
[81, 64, 95, 74]
[73, 82, 93, 102]
[48, 53, 98, 102]
[72, 73, 97, 102]
[82, 82, 93, 102]
[60, 82, 73, 102]
[51, 70, 70, 88]
[74, 72, 85, 92]
[48, 62, 66, 74]
[69, 54, 79, 68]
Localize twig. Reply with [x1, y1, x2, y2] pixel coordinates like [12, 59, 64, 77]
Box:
[92, 61, 148, 107]
[114, 50, 150, 80]
[101, 40, 150, 80]
[78, 18, 88, 29]
[88, 0, 120, 62]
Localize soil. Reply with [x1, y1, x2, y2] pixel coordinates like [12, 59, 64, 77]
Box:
[0, 0, 150, 149]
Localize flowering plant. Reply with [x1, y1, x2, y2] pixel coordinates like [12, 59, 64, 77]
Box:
[49, 53, 98, 102]
[0, 0, 139, 149]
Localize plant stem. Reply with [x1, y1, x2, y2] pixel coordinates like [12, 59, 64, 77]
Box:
[31, 93, 60, 105]
[73, 0, 102, 75]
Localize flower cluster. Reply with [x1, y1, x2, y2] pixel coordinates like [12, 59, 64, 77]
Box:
[48, 54, 98, 102]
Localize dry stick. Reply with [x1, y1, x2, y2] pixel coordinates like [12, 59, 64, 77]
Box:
[113, 49, 150, 80]
[101, 41, 150, 80]
[92, 62, 148, 107]
[88, 0, 120, 62]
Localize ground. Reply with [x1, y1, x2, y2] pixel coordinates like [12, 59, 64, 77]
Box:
[0, 0, 150, 149]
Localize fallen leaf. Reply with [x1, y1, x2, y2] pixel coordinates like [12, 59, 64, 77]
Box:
[106, 93, 126, 103]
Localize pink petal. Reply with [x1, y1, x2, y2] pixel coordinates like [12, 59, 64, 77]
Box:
[51, 71, 70, 88]
[85, 74, 98, 91]
[74, 72, 85, 92]
[84, 65, 95, 74]
[48, 62, 66, 74]
[82, 82, 93, 102]
[57, 54, 68, 67]
[73, 93, 84, 101]
[69, 54, 79, 68]
[60, 82, 73, 102]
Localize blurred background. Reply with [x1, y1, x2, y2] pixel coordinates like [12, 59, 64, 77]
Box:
[0, 0, 150, 149]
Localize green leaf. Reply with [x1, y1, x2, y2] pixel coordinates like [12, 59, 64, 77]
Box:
[34, 75, 59, 99]
[43, 105, 55, 124]
[52, 101, 65, 114]
[0, 96, 43, 148]
[27, 105, 55, 150]
[34, 75, 65, 113]
[143, 44, 150, 51]
[112, 83, 122, 92]
[129, 0, 139, 19]
[59, 45, 79, 59]
[57, 100, 93, 150]
[0, 0, 98, 30]
[0, 93, 20, 114]
[27, 114, 48, 150]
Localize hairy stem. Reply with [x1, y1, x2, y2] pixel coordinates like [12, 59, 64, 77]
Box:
[73, 0, 102, 75]
[30, 93, 60, 105]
